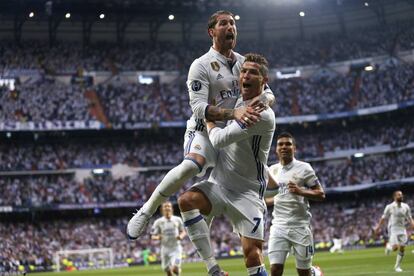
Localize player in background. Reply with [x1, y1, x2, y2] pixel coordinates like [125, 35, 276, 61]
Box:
[329, 230, 344, 254]
[151, 201, 186, 276]
[374, 191, 414, 272]
[127, 10, 275, 239]
[178, 53, 275, 276]
[265, 132, 325, 276]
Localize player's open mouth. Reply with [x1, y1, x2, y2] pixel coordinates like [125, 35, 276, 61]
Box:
[242, 83, 251, 88]
[226, 33, 234, 40]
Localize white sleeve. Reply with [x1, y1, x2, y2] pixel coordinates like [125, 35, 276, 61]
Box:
[209, 115, 270, 149]
[406, 205, 413, 220]
[151, 220, 160, 235]
[382, 205, 391, 219]
[303, 164, 320, 188]
[187, 59, 210, 119]
[263, 84, 276, 105]
[177, 217, 185, 232]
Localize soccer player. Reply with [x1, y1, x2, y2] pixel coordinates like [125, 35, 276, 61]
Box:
[127, 10, 275, 239]
[178, 53, 275, 276]
[266, 132, 325, 276]
[374, 191, 414, 272]
[151, 201, 186, 276]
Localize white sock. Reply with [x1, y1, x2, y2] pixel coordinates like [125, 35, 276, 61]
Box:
[247, 264, 267, 275]
[395, 252, 404, 268]
[181, 209, 217, 271]
[144, 159, 200, 215]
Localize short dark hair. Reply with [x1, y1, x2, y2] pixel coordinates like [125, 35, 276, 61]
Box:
[208, 10, 234, 30]
[244, 53, 269, 78]
[276, 132, 296, 145]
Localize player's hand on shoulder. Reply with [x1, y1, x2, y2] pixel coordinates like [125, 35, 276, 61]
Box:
[234, 106, 260, 127]
[249, 94, 269, 113]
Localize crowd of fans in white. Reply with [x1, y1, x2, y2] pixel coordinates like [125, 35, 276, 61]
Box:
[1, 61, 413, 125]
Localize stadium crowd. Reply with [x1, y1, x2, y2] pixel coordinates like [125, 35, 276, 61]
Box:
[1, 194, 413, 272]
[0, 80, 92, 124]
[3, 61, 413, 126]
[1, 19, 414, 72]
[1, 116, 413, 171]
[0, 149, 413, 207]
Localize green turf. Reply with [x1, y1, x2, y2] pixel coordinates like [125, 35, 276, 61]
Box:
[31, 246, 414, 275]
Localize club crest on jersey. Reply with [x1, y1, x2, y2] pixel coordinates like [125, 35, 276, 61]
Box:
[191, 80, 202, 92]
[210, 61, 220, 72]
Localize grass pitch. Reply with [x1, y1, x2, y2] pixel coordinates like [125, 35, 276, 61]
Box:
[32, 246, 414, 275]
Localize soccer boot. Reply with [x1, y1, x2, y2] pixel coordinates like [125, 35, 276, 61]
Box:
[127, 208, 151, 239]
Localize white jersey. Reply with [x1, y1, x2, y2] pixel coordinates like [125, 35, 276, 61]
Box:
[208, 100, 275, 199]
[187, 47, 274, 132]
[382, 202, 412, 234]
[151, 215, 184, 252]
[269, 159, 321, 227]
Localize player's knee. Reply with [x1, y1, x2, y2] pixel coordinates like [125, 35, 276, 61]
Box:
[178, 190, 204, 211]
[177, 192, 194, 211]
[271, 264, 284, 276]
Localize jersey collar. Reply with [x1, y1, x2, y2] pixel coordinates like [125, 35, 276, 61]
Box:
[281, 158, 296, 170]
[209, 47, 236, 66]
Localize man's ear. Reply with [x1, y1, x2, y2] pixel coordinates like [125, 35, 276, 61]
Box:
[207, 28, 214, 38]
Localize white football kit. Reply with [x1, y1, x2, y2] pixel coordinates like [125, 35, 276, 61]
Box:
[382, 202, 412, 246]
[193, 101, 275, 241]
[184, 47, 274, 176]
[267, 159, 321, 269]
[151, 215, 185, 270]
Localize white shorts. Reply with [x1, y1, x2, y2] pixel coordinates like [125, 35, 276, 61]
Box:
[389, 231, 408, 247]
[268, 225, 314, 269]
[161, 247, 182, 270]
[193, 181, 266, 241]
[183, 130, 217, 177]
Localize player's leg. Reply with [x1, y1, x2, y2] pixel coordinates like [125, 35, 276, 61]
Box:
[269, 252, 288, 276]
[230, 197, 268, 276]
[240, 236, 268, 276]
[178, 182, 225, 275]
[162, 253, 173, 276]
[394, 233, 407, 272]
[268, 225, 291, 276]
[127, 131, 214, 239]
[292, 244, 313, 276]
[171, 248, 182, 276]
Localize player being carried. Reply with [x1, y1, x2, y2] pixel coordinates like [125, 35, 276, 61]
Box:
[375, 190, 414, 272]
[178, 53, 275, 276]
[151, 201, 186, 276]
[265, 132, 325, 276]
[127, 10, 275, 239]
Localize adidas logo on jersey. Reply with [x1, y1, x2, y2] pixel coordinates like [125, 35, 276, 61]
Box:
[216, 74, 224, 80]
